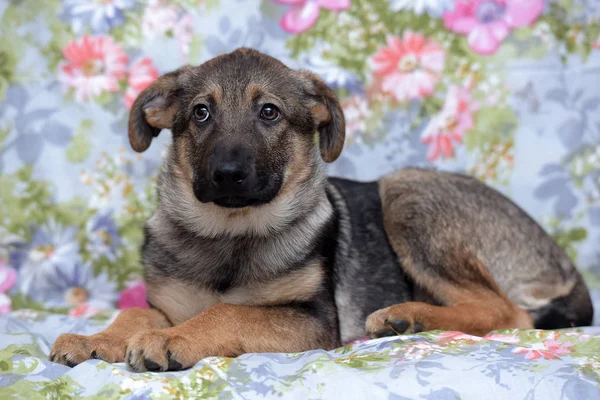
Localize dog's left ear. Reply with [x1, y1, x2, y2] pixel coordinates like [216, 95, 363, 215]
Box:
[297, 71, 346, 163]
[128, 66, 191, 153]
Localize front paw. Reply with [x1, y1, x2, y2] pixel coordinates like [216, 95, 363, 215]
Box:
[126, 329, 201, 372]
[49, 333, 127, 367]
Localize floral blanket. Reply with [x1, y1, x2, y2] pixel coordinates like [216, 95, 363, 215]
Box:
[1, 311, 600, 399]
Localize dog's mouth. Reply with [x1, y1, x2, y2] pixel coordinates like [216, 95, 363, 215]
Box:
[195, 175, 283, 209]
[212, 196, 263, 208]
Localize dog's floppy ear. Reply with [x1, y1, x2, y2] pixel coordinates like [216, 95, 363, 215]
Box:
[297, 71, 346, 163]
[128, 66, 190, 153]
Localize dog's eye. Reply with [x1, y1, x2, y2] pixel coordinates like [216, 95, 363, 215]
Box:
[260, 104, 280, 121]
[193, 105, 210, 123]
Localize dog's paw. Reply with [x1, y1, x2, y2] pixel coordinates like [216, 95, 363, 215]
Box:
[49, 333, 127, 367]
[366, 305, 426, 338]
[126, 329, 199, 372]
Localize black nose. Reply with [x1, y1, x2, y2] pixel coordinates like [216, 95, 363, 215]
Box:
[211, 161, 247, 186]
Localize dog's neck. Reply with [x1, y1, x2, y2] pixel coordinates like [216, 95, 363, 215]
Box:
[145, 145, 337, 290]
[155, 145, 334, 240]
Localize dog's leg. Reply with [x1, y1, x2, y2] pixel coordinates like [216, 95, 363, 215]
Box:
[49, 308, 171, 367]
[366, 291, 533, 338]
[365, 235, 533, 337]
[125, 303, 332, 372]
[366, 173, 536, 338]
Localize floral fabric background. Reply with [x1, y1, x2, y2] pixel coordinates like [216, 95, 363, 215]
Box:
[1, 0, 600, 321]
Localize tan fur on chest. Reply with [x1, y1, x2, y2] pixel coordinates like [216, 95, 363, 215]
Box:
[147, 262, 324, 326]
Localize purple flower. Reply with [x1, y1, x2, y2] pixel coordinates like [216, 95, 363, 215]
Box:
[85, 211, 121, 262]
[16, 220, 81, 301]
[41, 260, 118, 309]
[61, 0, 136, 34]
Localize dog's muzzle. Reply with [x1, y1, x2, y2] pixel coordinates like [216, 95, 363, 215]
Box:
[192, 144, 283, 208]
[205, 160, 260, 208]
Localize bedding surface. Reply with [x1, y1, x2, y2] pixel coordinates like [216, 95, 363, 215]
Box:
[1, 311, 600, 399]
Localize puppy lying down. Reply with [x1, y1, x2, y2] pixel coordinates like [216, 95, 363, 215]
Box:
[50, 48, 593, 372]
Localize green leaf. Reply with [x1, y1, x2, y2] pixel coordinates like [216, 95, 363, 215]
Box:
[0, 124, 10, 149]
[65, 120, 93, 163]
[464, 106, 517, 152]
[572, 336, 600, 356]
[568, 228, 587, 242]
[188, 34, 205, 66]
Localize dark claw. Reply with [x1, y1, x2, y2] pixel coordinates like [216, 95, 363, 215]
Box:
[66, 359, 78, 368]
[166, 351, 182, 370]
[144, 357, 162, 371]
[373, 328, 398, 338]
[389, 319, 410, 334]
[412, 323, 425, 333]
[168, 357, 183, 371]
[49, 354, 56, 362]
[90, 350, 99, 359]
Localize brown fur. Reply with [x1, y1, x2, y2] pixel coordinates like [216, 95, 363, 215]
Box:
[147, 261, 324, 327]
[49, 308, 170, 367]
[126, 303, 332, 372]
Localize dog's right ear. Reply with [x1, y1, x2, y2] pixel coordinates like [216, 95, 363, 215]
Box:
[128, 67, 190, 153]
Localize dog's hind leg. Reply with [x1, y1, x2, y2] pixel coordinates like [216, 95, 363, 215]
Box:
[366, 171, 536, 338]
[49, 308, 171, 367]
[365, 248, 534, 338]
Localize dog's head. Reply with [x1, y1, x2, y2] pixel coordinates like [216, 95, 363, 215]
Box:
[128, 48, 345, 209]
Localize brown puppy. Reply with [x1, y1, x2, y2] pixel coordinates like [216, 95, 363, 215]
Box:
[49, 48, 593, 372]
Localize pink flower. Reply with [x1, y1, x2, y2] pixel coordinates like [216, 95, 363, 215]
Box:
[513, 339, 574, 360]
[578, 334, 591, 342]
[117, 280, 149, 309]
[0, 260, 17, 293]
[276, 0, 351, 34]
[124, 57, 159, 109]
[0, 259, 16, 315]
[437, 331, 483, 341]
[371, 32, 445, 102]
[421, 85, 476, 161]
[59, 35, 128, 101]
[69, 303, 102, 318]
[484, 333, 520, 344]
[443, 0, 543, 55]
[436, 331, 483, 346]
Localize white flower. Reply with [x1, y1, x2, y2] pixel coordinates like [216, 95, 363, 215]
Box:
[389, 0, 454, 16]
[120, 377, 148, 391]
[141, 1, 178, 39]
[174, 14, 193, 61]
[341, 95, 369, 143]
[303, 46, 361, 90]
[140, 1, 193, 60]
